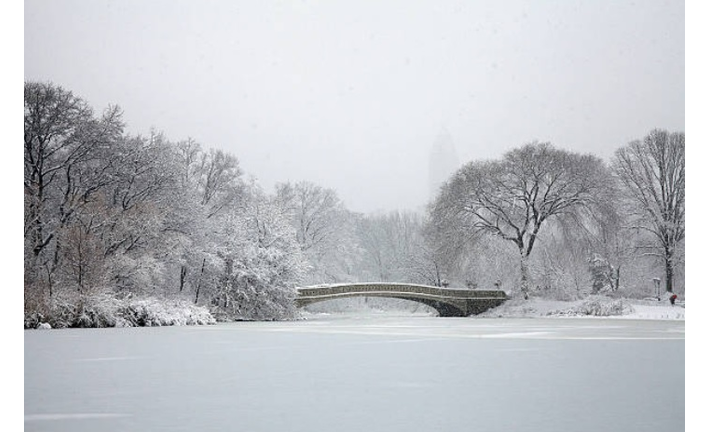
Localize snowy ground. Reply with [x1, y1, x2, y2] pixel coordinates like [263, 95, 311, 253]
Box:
[301, 296, 686, 321]
[475, 297, 686, 321]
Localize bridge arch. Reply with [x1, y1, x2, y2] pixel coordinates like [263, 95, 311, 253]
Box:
[296, 283, 507, 317]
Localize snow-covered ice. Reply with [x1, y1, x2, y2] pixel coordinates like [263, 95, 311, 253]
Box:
[25, 308, 684, 432]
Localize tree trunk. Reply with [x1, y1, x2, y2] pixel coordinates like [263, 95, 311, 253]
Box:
[665, 250, 674, 293]
[613, 266, 621, 291]
[179, 265, 187, 293]
[194, 258, 206, 304]
[519, 252, 530, 300]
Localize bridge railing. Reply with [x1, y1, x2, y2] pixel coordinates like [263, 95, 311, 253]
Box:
[297, 283, 506, 299]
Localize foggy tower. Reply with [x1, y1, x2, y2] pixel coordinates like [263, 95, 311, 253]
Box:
[428, 128, 460, 201]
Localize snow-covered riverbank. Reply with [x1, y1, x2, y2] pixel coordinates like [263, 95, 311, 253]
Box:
[302, 295, 686, 321]
[477, 297, 685, 320]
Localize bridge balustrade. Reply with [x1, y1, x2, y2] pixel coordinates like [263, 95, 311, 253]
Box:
[296, 283, 507, 317]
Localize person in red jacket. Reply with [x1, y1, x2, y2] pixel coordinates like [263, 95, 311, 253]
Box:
[669, 293, 678, 306]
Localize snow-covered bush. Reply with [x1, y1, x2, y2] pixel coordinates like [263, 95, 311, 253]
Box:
[120, 298, 216, 326]
[24, 292, 216, 329]
[24, 292, 119, 329]
[73, 294, 124, 328]
[551, 295, 634, 317]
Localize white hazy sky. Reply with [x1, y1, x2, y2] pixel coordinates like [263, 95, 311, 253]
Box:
[23, 0, 684, 213]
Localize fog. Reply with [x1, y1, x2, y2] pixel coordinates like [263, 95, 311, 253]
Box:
[23, 0, 684, 213]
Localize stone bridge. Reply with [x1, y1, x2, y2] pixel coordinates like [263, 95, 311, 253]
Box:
[295, 283, 507, 317]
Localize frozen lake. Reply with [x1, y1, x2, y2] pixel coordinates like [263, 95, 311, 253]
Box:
[25, 314, 684, 432]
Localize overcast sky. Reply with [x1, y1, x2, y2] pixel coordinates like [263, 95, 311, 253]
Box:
[24, 0, 684, 214]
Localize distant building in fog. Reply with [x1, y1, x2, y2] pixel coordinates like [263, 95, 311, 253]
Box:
[428, 128, 459, 202]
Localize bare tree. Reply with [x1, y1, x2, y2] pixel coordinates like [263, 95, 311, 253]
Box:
[353, 214, 394, 281]
[274, 181, 360, 283]
[174, 137, 203, 190]
[613, 129, 685, 293]
[275, 182, 344, 255]
[354, 210, 452, 286]
[355, 211, 419, 282]
[430, 142, 609, 299]
[109, 132, 177, 213]
[24, 81, 123, 296]
[196, 148, 245, 218]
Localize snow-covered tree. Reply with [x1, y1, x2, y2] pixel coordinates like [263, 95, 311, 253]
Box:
[430, 142, 610, 299]
[275, 181, 359, 283]
[24, 81, 124, 298]
[24, 81, 313, 325]
[196, 148, 245, 219]
[354, 212, 401, 282]
[209, 187, 307, 320]
[353, 210, 451, 287]
[613, 129, 685, 293]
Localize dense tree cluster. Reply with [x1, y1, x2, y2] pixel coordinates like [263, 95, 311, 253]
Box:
[429, 138, 685, 300]
[24, 81, 685, 326]
[24, 82, 305, 326]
